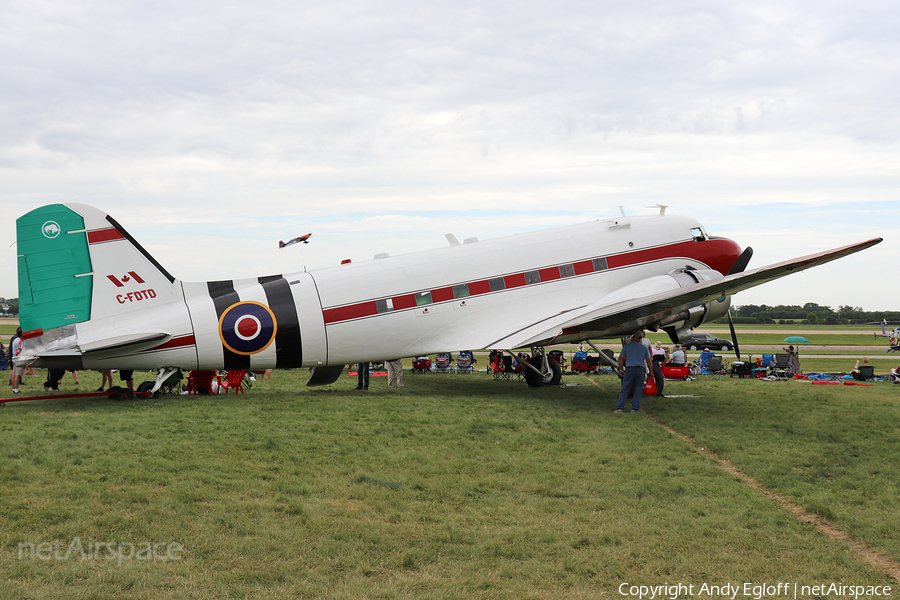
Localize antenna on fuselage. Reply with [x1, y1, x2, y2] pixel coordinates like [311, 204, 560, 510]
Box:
[617, 206, 626, 217]
[646, 204, 668, 216]
[445, 233, 461, 246]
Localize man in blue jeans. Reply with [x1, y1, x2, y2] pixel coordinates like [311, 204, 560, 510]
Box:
[355, 362, 370, 390]
[615, 332, 653, 413]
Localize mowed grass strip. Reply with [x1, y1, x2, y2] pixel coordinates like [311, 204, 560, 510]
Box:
[0, 370, 894, 598]
[649, 376, 900, 564]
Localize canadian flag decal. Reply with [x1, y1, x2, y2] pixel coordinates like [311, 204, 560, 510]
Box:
[107, 271, 146, 287]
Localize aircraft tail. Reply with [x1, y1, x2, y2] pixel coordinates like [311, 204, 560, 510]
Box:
[17, 204, 180, 333]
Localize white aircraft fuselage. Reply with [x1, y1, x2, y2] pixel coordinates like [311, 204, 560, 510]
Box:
[15, 203, 880, 387]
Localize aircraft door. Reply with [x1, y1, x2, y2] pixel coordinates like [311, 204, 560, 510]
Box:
[278, 272, 328, 369]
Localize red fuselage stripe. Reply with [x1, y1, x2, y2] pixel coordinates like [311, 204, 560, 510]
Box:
[88, 228, 126, 244]
[143, 335, 196, 352]
[321, 238, 740, 325]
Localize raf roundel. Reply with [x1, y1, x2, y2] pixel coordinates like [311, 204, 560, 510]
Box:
[218, 301, 278, 355]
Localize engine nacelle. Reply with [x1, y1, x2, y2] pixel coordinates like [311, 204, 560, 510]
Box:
[590, 267, 731, 341]
[655, 268, 731, 344]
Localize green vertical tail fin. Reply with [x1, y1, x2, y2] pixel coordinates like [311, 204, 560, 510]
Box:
[17, 205, 93, 332]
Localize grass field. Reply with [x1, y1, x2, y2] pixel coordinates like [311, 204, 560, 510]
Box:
[1, 369, 898, 598]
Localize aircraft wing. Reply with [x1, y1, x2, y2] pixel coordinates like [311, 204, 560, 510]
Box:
[488, 237, 882, 349]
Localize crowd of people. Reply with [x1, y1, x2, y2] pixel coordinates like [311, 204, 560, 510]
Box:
[4, 328, 898, 399]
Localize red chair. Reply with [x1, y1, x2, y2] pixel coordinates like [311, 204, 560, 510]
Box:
[221, 370, 247, 394]
[186, 370, 217, 394]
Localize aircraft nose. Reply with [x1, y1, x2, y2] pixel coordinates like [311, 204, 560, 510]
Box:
[706, 237, 745, 275]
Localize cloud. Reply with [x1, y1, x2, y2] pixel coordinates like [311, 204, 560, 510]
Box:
[1, 0, 897, 310]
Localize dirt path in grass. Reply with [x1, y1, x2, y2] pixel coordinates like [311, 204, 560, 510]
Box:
[580, 376, 900, 581]
[649, 416, 900, 582]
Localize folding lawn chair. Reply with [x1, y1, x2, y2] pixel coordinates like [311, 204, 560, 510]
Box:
[158, 369, 183, 395]
[852, 365, 876, 381]
[703, 355, 727, 380]
[433, 353, 453, 373]
[500, 355, 515, 380]
[412, 356, 432, 373]
[571, 351, 596, 374]
[456, 351, 475, 374]
[768, 354, 792, 380]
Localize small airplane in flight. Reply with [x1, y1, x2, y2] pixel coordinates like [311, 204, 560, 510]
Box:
[279, 233, 311, 249]
[14, 203, 881, 392]
[874, 320, 900, 353]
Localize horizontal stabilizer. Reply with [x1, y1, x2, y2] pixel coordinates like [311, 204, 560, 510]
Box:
[78, 330, 171, 353]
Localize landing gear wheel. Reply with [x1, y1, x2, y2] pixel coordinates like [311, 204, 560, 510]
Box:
[136, 381, 159, 399]
[524, 355, 562, 387]
[107, 386, 132, 401]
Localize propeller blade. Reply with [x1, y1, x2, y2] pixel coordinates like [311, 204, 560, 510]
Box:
[728, 309, 741, 362]
[728, 246, 754, 275]
[725, 247, 751, 360]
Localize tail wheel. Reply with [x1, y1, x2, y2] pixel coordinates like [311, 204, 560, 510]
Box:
[524, 355, 562, 387]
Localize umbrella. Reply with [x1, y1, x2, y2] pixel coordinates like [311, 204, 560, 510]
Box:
[784, 336, 810, 344]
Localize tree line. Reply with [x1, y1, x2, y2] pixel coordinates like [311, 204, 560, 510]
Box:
[723, 303, 899, 325]
[0, 297, 16, 316]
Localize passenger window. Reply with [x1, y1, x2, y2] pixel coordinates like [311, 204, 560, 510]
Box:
[452, 284, 470, 299]
[415, 291, 433, 306]
[524, 270, 541, 285]
[592, 258, 608, 272]
[559, 264, 575, 278]
[375, 298, 394, 313]
[488, 277, 506, 292]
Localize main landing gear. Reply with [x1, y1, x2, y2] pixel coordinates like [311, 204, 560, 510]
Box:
[514, 348, 563, 387]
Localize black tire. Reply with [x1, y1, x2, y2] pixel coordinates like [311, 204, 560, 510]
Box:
[721, 345, 731, 352]
[136, 381, 159, 399]
[524, 355, 563, 387]
[688, 344, 699, 351]
[107, 386, 132, 401]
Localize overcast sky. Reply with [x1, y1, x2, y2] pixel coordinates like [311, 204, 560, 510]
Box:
[2, 0, 897, 311]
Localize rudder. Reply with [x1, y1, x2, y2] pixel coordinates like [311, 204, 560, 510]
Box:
[17, 205, 93, 332]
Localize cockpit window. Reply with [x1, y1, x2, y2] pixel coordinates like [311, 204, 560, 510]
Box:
[690, 227, 707, 242]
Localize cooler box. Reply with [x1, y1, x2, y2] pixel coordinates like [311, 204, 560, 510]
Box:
[661, 365, 690, 380]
